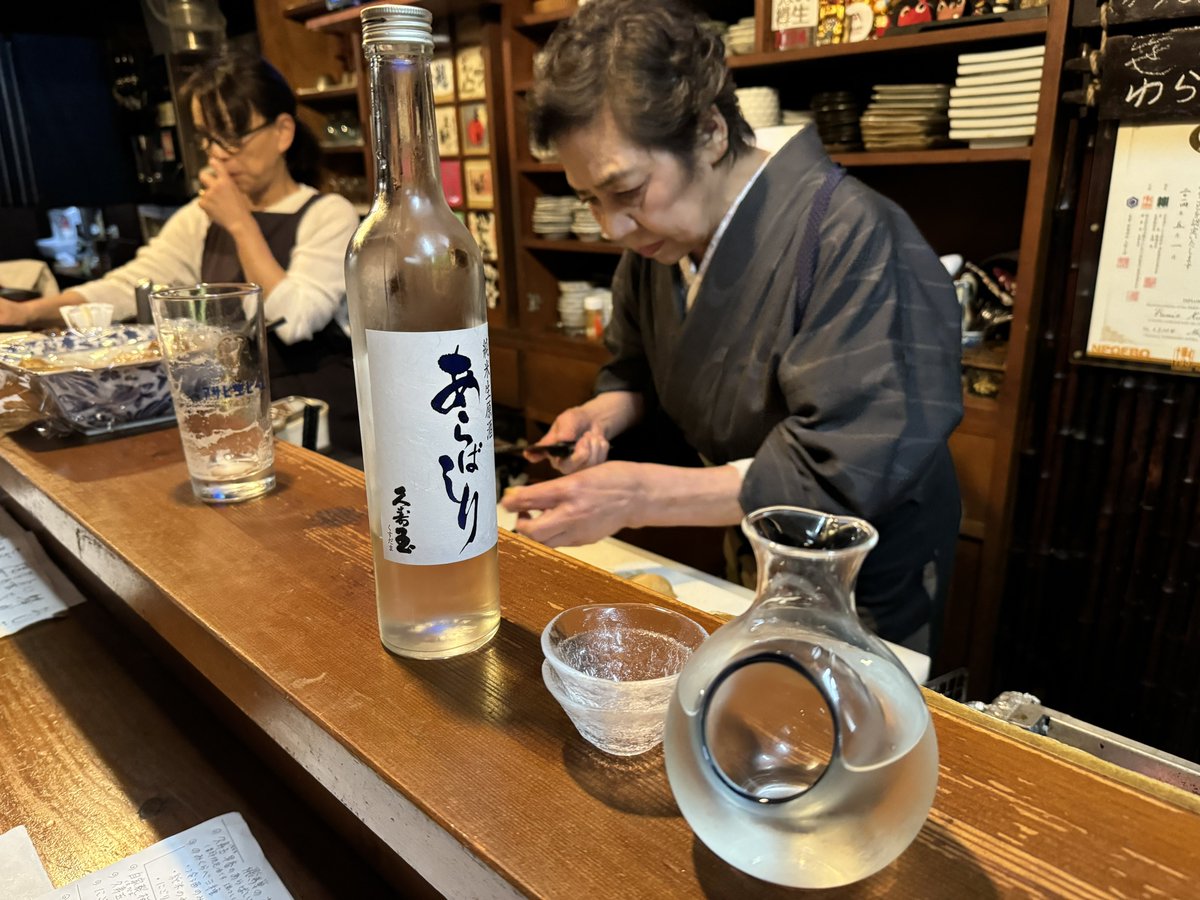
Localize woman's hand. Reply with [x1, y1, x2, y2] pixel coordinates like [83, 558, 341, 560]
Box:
[526, 405, 610, 474]
[501, 461, 646, 547]
[0, 299, 33, 328]
[0, 290, 86, 328]
[198, 159, 255, 233]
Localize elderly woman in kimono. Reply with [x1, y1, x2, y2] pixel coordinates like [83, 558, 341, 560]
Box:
[501, 0, 963, 652]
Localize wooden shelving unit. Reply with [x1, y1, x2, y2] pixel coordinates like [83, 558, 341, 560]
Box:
[295, 83, 359, 104]
[497, 0, 1074, 685]
[524, 237, 623, 254]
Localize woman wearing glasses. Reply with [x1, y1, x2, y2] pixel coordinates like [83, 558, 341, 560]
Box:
[3, 56, 362, 455]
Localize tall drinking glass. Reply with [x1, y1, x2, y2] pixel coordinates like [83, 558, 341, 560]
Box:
[151, 283, 276, 503]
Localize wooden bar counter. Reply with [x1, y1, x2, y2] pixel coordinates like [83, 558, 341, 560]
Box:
[0, 427, 1198, 898]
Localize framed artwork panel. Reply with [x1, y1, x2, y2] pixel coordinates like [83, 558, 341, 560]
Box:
[459, 102, 489, 156]
[456, 46, 486, 101]
[435, 105, 460, 157]
[463, 159, 494, 209]
[431, 56, 456, 104]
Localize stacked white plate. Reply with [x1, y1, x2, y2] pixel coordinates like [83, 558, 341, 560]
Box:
[558, 281, 593, 333]
[725, 18, 756, 55]
[571, 205, 604, 242]
[533, 196, 578, 240]
[735, 86, 780, 129]
[948, 45, 1045, 149]
[860, 83, 951, 151]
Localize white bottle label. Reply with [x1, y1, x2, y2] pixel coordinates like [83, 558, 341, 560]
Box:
[365, 324, 497, 566]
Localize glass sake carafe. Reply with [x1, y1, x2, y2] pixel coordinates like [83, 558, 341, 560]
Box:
[663, 506, 938, 888]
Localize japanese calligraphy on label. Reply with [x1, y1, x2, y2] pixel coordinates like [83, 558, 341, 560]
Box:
[773, 0, 819, 30]
[366, 324, 497, 565]
[1087, 122, 1200, 372]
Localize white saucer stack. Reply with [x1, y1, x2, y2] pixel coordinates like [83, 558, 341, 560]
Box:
[725, 18, 756, 55]
[860, 84, 951, 151]
[557, 281, 593, 333]
[735, 86, 780, 129]
[571, 205, 604, 241]
[533, 196, 578, 240]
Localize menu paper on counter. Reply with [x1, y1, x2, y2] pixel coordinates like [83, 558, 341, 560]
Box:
[35, 813, 293, 900]
[0, 826, 54, 899]
[0, 512, 85, 638]
[1087, 122, 1200, 372]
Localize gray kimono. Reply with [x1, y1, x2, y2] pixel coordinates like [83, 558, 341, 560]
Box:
[596, 128, 963, 644]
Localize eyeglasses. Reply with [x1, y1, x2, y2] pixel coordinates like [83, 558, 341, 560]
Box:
[195, 120, 275, 156]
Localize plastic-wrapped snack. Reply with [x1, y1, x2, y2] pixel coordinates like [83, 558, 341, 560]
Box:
[0, 324, 173, 436]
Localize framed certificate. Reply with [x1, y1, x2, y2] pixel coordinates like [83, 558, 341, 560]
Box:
[1085, 122, 1200, 374]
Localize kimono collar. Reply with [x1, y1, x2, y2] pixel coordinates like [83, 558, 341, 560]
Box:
[679, 153, 772, 312]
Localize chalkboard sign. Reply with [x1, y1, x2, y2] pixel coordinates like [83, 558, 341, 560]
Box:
[1107, 0, 1200, 26]
[1098, 28, 1200, 120]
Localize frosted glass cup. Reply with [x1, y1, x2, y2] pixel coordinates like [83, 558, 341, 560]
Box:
[542, 603, 709, 755]
[150, 283, 276, 503]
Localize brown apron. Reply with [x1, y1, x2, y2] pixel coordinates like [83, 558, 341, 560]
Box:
[201, 195, 360, 455]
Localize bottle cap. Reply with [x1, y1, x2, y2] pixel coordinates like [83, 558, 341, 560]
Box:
[360, 4, 433, 48]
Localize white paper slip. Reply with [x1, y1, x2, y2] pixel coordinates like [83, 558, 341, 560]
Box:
[0, 826, 54, 900]
[950, 80, 1042, 98]
[957, 43, 1045, 65]
[36, 813, 293, 900]
[0, 531, 85, 638]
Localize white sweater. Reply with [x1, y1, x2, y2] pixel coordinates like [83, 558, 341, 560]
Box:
[75, 185, 360, 345]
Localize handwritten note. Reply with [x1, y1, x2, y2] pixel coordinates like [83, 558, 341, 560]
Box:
[36, 813, 293, 900]
[0, 512, 84, 638]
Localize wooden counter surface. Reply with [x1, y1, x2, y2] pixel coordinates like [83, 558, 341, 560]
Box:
[0, 427, 1197, 898]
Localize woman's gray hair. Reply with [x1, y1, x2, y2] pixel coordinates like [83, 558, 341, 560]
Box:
[527, 0, 754, 168]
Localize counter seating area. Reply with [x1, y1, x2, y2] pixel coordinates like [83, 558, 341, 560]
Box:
[1, 428, 1198, 897]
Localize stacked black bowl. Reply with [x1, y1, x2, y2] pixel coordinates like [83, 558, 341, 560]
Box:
[810, 91, 863, 153]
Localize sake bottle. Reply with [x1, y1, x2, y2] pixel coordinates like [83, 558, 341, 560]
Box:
[345, 4, 500, 658]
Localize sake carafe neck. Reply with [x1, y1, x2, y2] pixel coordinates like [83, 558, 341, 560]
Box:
[742, 506, 878, 622]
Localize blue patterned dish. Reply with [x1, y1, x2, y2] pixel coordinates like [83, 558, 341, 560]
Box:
[0, 324, 174, 434]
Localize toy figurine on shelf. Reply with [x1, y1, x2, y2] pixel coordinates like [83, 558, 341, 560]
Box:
[935, 0, 967, 18]
[816, 0, 846, 43]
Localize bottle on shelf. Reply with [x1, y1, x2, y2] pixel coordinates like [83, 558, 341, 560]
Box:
[344, 4, 500, 659]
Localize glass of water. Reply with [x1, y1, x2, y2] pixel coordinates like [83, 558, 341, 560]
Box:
[150, 283, 276, 503]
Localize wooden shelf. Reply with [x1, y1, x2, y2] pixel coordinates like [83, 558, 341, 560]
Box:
[296, 83, 359, 104]
[283, 0, 327, 21]
[517, 7, 576, 28]
[831, 146, 1032, 166]
[305, 0, 500, 31]
[492, 325, 611, 362]
[728, 16, 1048, 69]
[518, 161, 564, 172]
[524, 237, 622, 254]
